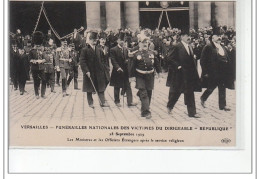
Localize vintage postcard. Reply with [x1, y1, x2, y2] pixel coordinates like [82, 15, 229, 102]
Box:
[8, 0, 237, 148]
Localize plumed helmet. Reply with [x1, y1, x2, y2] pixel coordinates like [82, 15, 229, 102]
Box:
[32, 31, 44, 45]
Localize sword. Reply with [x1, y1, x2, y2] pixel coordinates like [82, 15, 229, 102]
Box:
[87, 74, 102, 105]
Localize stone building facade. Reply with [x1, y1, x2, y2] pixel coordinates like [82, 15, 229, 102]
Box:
[85, 1, 236, 30]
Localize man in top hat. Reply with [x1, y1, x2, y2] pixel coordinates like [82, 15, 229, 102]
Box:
[200, 29, 235, 111]
[10, 42, 19, 90]
[80, 31, 110, 108]
[16, 47, 30, 95]
[55, 39, 72, 97]
[66, 43, 80, 90]
[97, 31, 110, 85]
[130, 34, 162, 119]
[29, 31, 47, 99]
[166, 30, 201, 118]
[110, 32, 137, 107]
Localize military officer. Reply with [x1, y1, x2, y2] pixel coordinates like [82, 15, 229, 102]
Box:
[130, 34, 162, 119]
[28, 31, 47, 99]
[67, 43, 80, 90]
[55, 40, 72, 97]
[43, 46, 56, 93]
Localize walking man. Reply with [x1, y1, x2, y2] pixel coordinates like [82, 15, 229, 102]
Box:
[200, 32, 235, 111]
[110, 32, 137, 107]
[131, 34, 161, 119]
[166, 31, 201, 118]
[29, 31, 47, 99]
[55, 40, 72, 97]
[80, 31, 110, 108]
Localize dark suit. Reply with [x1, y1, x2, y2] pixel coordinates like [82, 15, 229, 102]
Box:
[80, 45, 110, 105]
[110, 45, 133, 105]
[10, 49, 19, 89]
[200, 41, 234, 109]
[67, 49, 80, 89]
[16, 52, 30, 93]
[166, 42, 201, 117]
[71, 33, 82, 51]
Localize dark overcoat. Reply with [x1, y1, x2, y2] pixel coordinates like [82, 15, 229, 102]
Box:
[10, 50, 19, 79]
[71, 33, 82, 51]
[16, 53, 30, 81]
[200, 42, 235, 89]
[110, 46, 130, 88]
[80, 45, 110, 93]
[166, 42, 201, 93]
[70, 50, 79, 67]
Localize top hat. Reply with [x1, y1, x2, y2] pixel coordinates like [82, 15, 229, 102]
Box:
[180, 29, 190, 36]
[99, 32, 107, 39]
[88, 31, 98, 40]
[118, 32, 126, 41]
[212, 27, 222, 35]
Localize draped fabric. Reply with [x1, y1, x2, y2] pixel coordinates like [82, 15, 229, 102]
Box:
[10, 1, 86, 38]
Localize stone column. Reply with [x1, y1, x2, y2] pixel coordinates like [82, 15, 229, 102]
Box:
[189, 2, 198, 29]
[215, 2, 230, 26]
[85, 2, 101, 30]
[125, 2, 139, 30]
[105, 2, 121, 30]
[228, 2, 235, 28]
[197, 2, 211, 28]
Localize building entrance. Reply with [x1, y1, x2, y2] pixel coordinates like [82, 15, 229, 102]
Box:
[139, 10, 190, 30]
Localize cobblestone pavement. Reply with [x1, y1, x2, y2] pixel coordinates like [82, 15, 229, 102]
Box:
[9, 69, 236, 147]
[9, 71, 236, 128]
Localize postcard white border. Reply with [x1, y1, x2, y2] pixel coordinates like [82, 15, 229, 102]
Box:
[2, 0, 256, 176]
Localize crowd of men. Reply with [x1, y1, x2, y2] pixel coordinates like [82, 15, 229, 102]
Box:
[10, 25, 236, 119]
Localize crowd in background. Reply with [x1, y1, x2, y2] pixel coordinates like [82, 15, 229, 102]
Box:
[9, 25, 236, 94]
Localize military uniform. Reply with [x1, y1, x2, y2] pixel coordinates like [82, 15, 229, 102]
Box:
[43, 47, 56, 93]
[55, 44, 72, 96]
[29, 45, 46, 98]
[132, 49, 161, 118]
[67, 44, 80, 89]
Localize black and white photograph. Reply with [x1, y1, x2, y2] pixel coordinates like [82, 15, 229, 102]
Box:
[8, 1, 238, 148]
